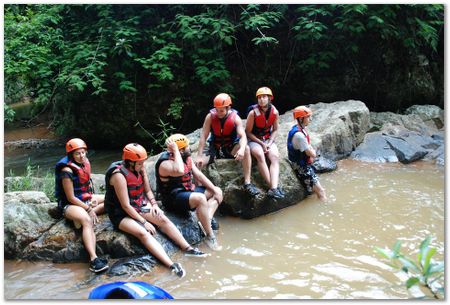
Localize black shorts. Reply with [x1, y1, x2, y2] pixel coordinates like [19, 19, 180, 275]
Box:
[161, 186, 206, 216]
[208, 140, 240, 163]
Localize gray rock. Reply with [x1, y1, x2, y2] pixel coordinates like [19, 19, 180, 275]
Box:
[4, 192, 58, 259]
[350, 132, 398, 163]
[404, 104, 444, 129]
[384, 136, 428, 164]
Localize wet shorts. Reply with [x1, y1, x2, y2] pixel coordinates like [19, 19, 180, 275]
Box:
[161, 186, 206, 216]
[293, 164, 319, 195]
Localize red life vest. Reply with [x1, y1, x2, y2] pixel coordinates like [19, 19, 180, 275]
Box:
[117, 164, 146, 211]
[210, 108, 238, 148]
[64, 158, 93, 202]
[251, 104, 277, 140]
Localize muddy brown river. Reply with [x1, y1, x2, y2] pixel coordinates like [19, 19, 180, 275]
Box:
[4, 158, 444, 299]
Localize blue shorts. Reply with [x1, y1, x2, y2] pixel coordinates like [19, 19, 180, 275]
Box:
[161, 186, 206, 216]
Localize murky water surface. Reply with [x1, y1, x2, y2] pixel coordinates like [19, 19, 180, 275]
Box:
[4, 160, 444, 299]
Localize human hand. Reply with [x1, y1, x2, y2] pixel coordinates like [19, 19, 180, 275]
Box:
[166, 140, 179, 154]
[196, 153, 205, 168]
[234, 148, 245, 161]
[143, 221, 156, 235]
[89, 199, 98, 208]
[151, 204, 163, 218]
[213, 186, 223, 203]
[89, 209, 98, 224]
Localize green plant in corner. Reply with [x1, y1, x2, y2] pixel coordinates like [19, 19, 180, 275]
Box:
[374, 236, 444, 299]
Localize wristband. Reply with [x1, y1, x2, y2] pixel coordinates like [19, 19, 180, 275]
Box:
[141, 219, 148, 225]
[86, 207, 92, 213]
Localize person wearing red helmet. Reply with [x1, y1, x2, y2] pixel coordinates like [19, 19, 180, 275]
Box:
[54, 138, 109, 273]
[287, 106, 327, 201]
[196, 93, 261, 197]
[105, 143, 207, 279]
[245, 87, 284, 199]
[155, 134, 223, 251]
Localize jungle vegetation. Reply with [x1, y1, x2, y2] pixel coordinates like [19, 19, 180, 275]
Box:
[4, 4, 444, 149]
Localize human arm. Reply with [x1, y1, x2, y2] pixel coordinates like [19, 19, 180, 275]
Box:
[196, 114, 212, 168]
[245, 111, 266, 149]
[140, 165, 163, 218]
[191, 162, 223, 203]
[234, 116, 247, 161]
[266, 111, 279, 147]
[159, 141, 185, 177]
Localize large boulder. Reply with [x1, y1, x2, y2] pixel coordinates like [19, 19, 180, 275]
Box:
[4, 191, 204, 263]
[4, 192, 59, 259]
[352, 107, 444, 165]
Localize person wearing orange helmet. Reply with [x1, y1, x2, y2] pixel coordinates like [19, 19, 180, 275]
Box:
[155, 134, 223, 251]
[245, 87, 284, 199]
[196, 93, 261, 197]
[54, 138, 109, 273]
[287, 106, 327, 201]
[104, 143, 207, 278]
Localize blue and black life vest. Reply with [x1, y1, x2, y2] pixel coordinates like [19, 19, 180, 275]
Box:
[104, 161, 146, 212]
[248, 104, 277, 140]
[209, 108, 239, 148]
[55, 156, 93, 209]
[287, 124, 312, 167]
[155, 151, 195, 198]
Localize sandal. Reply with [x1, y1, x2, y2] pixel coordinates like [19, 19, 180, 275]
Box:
[244, 183, 261, 197]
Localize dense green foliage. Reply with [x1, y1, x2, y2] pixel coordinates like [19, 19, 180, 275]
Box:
[375, 236, 444, 299]
[4, 4, 444, 149]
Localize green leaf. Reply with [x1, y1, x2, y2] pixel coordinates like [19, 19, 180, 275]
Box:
[374, 247, 391, 260]
[406, 277, 420, 289]
[398, 256, 421, 273]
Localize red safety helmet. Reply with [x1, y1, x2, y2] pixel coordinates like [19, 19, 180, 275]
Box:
[122, 143, 148, 161]
[256, 87, 274, 100]
[213, 93, 232, 108]
[66, 138, 87, 154]
[293, 106, 312, 119]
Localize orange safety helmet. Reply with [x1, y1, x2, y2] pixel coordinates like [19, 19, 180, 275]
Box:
[166, 133, 189, 150]
[66, 138, 87, 154]
[256, 87, 274, 100]
[213, 93, 232, 108]
[122, 143, 148, 161]
[293, 106, 312, 119]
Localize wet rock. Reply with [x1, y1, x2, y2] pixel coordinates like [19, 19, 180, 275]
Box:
[107, 255, 157, 277]
[4, 192, 58, 259]
[312, 156, 338, 173]
[4, 138, 60, 150]
[384, 135, 428, 164]
[5, 191, 204, 263]
[350, 132, 398, 163]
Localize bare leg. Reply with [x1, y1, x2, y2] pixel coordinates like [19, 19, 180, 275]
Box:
[313, 182, 327, 202]
[119, 217, 174, 267]
[145, 213, 190, 250]
[189, 193, 214, 237]
[65, 205, 97, 261]
[249, 142, 271, 186]
[267, 144, 280, 189]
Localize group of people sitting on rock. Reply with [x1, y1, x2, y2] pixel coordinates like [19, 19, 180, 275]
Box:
[54, 86, 326, 278]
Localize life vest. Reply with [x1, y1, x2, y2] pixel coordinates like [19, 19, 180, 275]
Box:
[105, 161, 146, 211]
[249, 104, 277, 140]
[155, 151, 195, 198]
[287, 124, 313, 166]
[209, 108, 238, 148]
[55, 156, 93, 207]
